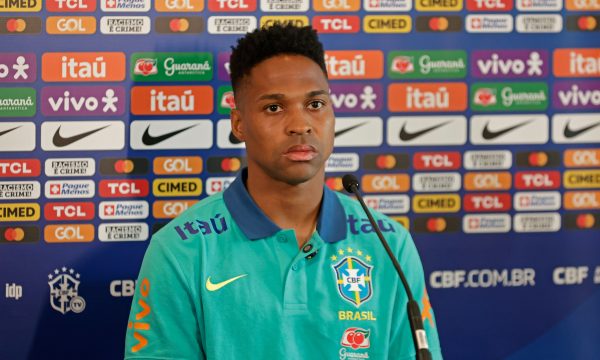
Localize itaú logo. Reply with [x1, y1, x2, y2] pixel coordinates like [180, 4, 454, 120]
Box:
[128, 278, 151, 353]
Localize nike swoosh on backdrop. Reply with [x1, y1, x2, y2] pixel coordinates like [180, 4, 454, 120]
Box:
[205, 274, 247, 292]
[0, 126, 22, 137]
[142, 124, 197, 146]
[399, 120, 452, 141]
[564, 121, 600, 139]
[482, 120, 532, 140]
[53, 125, 110, 147]
[335, 122, 367, 138]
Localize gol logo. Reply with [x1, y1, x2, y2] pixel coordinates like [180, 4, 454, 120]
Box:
[45, 224, 94, 243]
[46, 0, 97, 11]
[564, 191, 600, 209]
[313, 0, 360, 12]
[44, 202, 94, 221]
[464, 193, 511, 212]
[362, 174, 409, 192]
[464, 172, 512, 191]
[156, 0, 204, 11]
[566, 0, 600, 11]
[153, 200, 198, 218]
[46, 16, 96, 34]
[130, 86, 213, 115]
[42, 52, 125, 82]
[325, 51, 384, 80]
[154, 156, 202, 175]
[413, 194, 461, 213]
[388, 83, 467, 112]
[128, 278, 151, 353]
[564, 149, 600, 168]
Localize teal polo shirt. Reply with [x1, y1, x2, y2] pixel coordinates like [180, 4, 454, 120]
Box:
[124, 169, 443, 360]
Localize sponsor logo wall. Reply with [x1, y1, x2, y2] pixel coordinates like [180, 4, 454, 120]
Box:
[0, 3, 599, 360]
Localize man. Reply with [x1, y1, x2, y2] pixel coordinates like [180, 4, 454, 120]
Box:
[124, 24, 442, 359]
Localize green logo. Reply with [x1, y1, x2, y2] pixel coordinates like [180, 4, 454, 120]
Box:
[131, 52, 213, 82]
[471, 82, 548, 112]
[0, 88, 36, 117]
[388, 50, 467, 79]
[218, 85, 235, 115]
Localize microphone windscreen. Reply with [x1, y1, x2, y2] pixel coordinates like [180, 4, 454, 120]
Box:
[342, 174, 360, 193]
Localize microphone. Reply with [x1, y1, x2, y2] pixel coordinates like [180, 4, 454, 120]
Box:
[342, 174, 432, 360]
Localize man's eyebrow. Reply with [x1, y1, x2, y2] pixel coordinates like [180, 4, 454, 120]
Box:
[257, 90, 329, 101]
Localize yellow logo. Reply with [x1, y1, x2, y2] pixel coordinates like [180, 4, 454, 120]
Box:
[363, 15, 411, 33]
[205, 274, 247, 291]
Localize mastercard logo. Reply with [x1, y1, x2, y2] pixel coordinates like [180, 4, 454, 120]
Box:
[564, 212, 600, 230]
[4, 227, 25, 241]
[416, 16, 462, 32]
[576, 213, 595, 228]
[325, 177, 344, 191]
[170, 18, 189, 32]
[413, 216, 460, 233]
[427, 217, 447, 232]
[207, 156, 246, 173]
[577, 16, 597, 30]
[155, 16, 203, 34]
[100, 158, 149, 176]
[516, 151, 560, 168]
[6, 18, 26, 32]
[429, 17, 449, 31]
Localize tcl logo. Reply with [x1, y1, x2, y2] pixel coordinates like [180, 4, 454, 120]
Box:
[152, 200, 198, 219]
[44, 202, 94, 220]
[208, 0, 256, 11]
[413, 152, 461, 170]
[515, 171, 560, 190]
[99, 180, 149, 198]
[0, 159, 40, 177]
[312, 16, 359, 33]
[464, 193, 511, 211]
[44, 224, 94, 243]
[46, 0, 97, 12]
[110, 279, 136, 297]
[467, 0, 513, 11]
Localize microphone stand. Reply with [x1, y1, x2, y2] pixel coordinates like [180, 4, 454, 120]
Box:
[343, 174, 432, 360]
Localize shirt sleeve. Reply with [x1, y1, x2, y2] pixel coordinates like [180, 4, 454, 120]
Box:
[124, 233, 205, 360]
[388, 225, 443, 360]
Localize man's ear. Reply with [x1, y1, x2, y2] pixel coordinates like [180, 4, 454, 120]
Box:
[230, 108, 245, 143]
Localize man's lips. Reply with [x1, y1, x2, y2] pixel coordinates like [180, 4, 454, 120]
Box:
[283, 144, 318, 161]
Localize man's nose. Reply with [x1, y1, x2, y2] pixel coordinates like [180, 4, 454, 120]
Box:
[285, 107, 312, 135]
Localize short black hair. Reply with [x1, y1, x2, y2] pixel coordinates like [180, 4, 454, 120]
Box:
[229, 24, 327, 92]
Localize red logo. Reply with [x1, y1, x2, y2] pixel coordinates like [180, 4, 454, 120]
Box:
[99, 179, 149, 198]
[0, 159, 41, 178]
[341, 327, 371, 350]
[46, 0, 97, 12]
[413, 152, 461, 171]
[515, 171, 560, 190]
[208, 0, 256, 11]
[44, 202, 95, 220]
[464, 193, 511, 212]
[133, 58, 158, 76]
[312, 16, 360, 33]
[467, 0, 513, 11]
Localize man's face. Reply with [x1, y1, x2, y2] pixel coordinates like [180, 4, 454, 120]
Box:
[231, 54, 335, 185]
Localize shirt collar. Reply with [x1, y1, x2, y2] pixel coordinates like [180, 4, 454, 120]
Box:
[223, 168, 347, 243]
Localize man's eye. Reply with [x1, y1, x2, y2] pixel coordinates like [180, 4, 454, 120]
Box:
[308, 101, 324, 110]
[266, 104, 281, 112]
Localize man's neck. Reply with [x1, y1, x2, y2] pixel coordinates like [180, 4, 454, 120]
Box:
[245, 168, 324, 247]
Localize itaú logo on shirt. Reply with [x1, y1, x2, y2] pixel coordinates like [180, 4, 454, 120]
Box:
[173, 214, 229, 240]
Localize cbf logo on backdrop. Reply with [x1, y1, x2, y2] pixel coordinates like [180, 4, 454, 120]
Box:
[48, 267, 86, 314]
[332, 254, 373, 307]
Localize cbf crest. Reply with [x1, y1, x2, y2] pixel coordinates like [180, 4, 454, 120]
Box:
[48, 267, 86, 315]
[332, 249, 374, 308]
